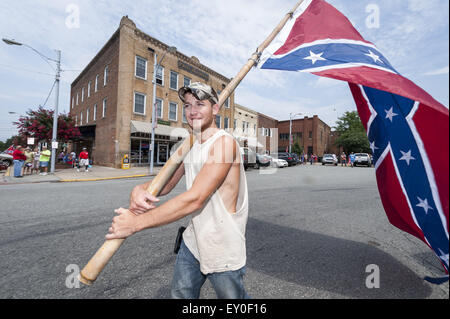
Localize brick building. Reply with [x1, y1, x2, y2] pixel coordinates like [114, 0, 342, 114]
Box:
[233, 104, 259, 149]
[70, 16, 234, 167]
[277, 115, 332, 156]
[257, 112, 278, 154]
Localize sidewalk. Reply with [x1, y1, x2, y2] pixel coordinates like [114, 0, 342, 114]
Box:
[1, 165, 161, 184]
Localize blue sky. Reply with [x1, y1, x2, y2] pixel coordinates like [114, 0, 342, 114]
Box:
[0, 0, 448, 142]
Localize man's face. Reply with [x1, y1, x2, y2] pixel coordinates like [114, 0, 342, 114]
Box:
[183, 92, 219, 131]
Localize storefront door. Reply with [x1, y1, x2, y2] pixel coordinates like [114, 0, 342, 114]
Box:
[157, 143, 169, 165]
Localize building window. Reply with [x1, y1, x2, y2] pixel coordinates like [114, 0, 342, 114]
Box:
[104, 66, 108, 86]
[309, 131, 312, 139]
[71, 97, 74, 109]
[86, 107, 89, 124]
[81, 87, 84, 102]
[224, 97, 230, 108]
[75, 115, 77, 126]
[135, 56, 147, 79]
[156, 98, 163, 118]
[95, 75, 99, 92]
[261, 127, 265, 136]
[93, 104, 97, 121]
[87, 81, 91, 98]
[169, 102, 178, 121]
[215, 115, 221, 128]
[224, 117, 229, 130]
[183, 76, 191, 87]
[170, 71, 178, 90]
[182, 106, 187, 123]
[80, 112, 83, 125]
[102, 99, 107, 118]
[134, 92, 146, 115]
[156, 66, 164, 86]
[76, 93, 79, 105]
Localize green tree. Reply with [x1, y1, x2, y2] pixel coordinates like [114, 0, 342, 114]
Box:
[334, 111, 370, 154]
[0, 135, 26, 151]
[292, 140, 303, 155]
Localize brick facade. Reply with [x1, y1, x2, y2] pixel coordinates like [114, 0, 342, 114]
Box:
[277, 115, 332, 156]
[70, 16, 235, 168]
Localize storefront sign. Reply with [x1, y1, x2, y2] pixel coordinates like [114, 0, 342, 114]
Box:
[178, 60, 209, 82]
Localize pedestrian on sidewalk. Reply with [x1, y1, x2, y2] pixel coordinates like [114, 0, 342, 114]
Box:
[349, 152, 355, 168]
[24, 147, 34, 175]
[12, 145, 26, 178]
[32, 147, 40, 175]
[69, 150, 77, 168]
[78, 148, 89, 172]
[340, 152, 347, 167]
[39, 145, 51, 175]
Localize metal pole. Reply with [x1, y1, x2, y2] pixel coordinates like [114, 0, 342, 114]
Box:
[150, 53, 157, 174]
[289, 114, 292, 153]
[50, 50, 61, 174]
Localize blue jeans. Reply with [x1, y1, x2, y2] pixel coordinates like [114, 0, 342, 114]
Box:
[13, 160, 24, 177]
[171, 240, 250, 299]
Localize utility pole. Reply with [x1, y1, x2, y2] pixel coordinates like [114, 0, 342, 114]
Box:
[50, 50, 61, 174]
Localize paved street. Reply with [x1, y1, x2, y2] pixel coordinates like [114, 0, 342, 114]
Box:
[0, 164, 448, 299]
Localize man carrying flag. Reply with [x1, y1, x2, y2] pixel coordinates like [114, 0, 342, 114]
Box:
[258, 0, 449, 279]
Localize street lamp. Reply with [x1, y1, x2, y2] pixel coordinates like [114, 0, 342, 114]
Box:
[289, 112, 302, 153]
[148, 46, 177, 174]
[3, 38, 61, 174]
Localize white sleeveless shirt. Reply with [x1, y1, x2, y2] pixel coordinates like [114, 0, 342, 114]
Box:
[182, 130, 249, 274]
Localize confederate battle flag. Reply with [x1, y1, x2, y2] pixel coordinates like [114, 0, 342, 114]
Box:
[258, 0, 449, 277]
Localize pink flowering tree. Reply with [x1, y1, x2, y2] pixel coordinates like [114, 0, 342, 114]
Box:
[13, 107, 81, 143]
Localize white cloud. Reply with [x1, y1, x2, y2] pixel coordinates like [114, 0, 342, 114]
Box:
[423, 66, 449, 76]
[0, 0, 448, 141]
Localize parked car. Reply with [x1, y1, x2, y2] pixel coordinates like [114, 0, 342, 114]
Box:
[322, 154, 338, 166]
[240, 147, 257, 170]
[290, 153, 301, 165]
[354, 153, 372, 167]
[255, 153, 271, 169]
[0, 152, 13, 168]
[269, 156, 288, 168]
[272, 152, 297, 166]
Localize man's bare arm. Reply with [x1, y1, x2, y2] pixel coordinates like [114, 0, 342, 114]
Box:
[106, 136, 237, 239]
[159, 162, 185, 196]
[128, 163, 185, 214]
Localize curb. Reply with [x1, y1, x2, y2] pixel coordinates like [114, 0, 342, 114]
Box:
[59, 174, 153, 182]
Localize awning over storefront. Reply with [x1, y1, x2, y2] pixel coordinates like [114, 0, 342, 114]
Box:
[234, 135, 264, 148]
[130, 120, 189, 139]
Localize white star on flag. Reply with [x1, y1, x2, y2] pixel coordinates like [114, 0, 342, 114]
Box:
[399, 150, 416, 166]
[370, 141, 379, 154]
[438, 248, 448, 267]
[365, 50, 383, 64]
[385, 107, 398, 122]
[304, 51, 326, 64]
[416, 197, 433, 214]
[438, 249, 449, 267]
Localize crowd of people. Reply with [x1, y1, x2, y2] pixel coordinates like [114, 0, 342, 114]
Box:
[11, 146, 89, 178]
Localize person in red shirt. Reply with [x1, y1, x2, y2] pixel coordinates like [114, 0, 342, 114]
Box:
[12, 145, 26, 177]
[78, 147, 89, 172]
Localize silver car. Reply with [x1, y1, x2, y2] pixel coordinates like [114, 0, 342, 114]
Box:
[322, 154, 338, 166]
[354, 153, 372, 167]
[0, 152, 13, 168]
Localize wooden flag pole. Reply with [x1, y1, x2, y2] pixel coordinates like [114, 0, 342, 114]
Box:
[78, 0, 305, 285]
